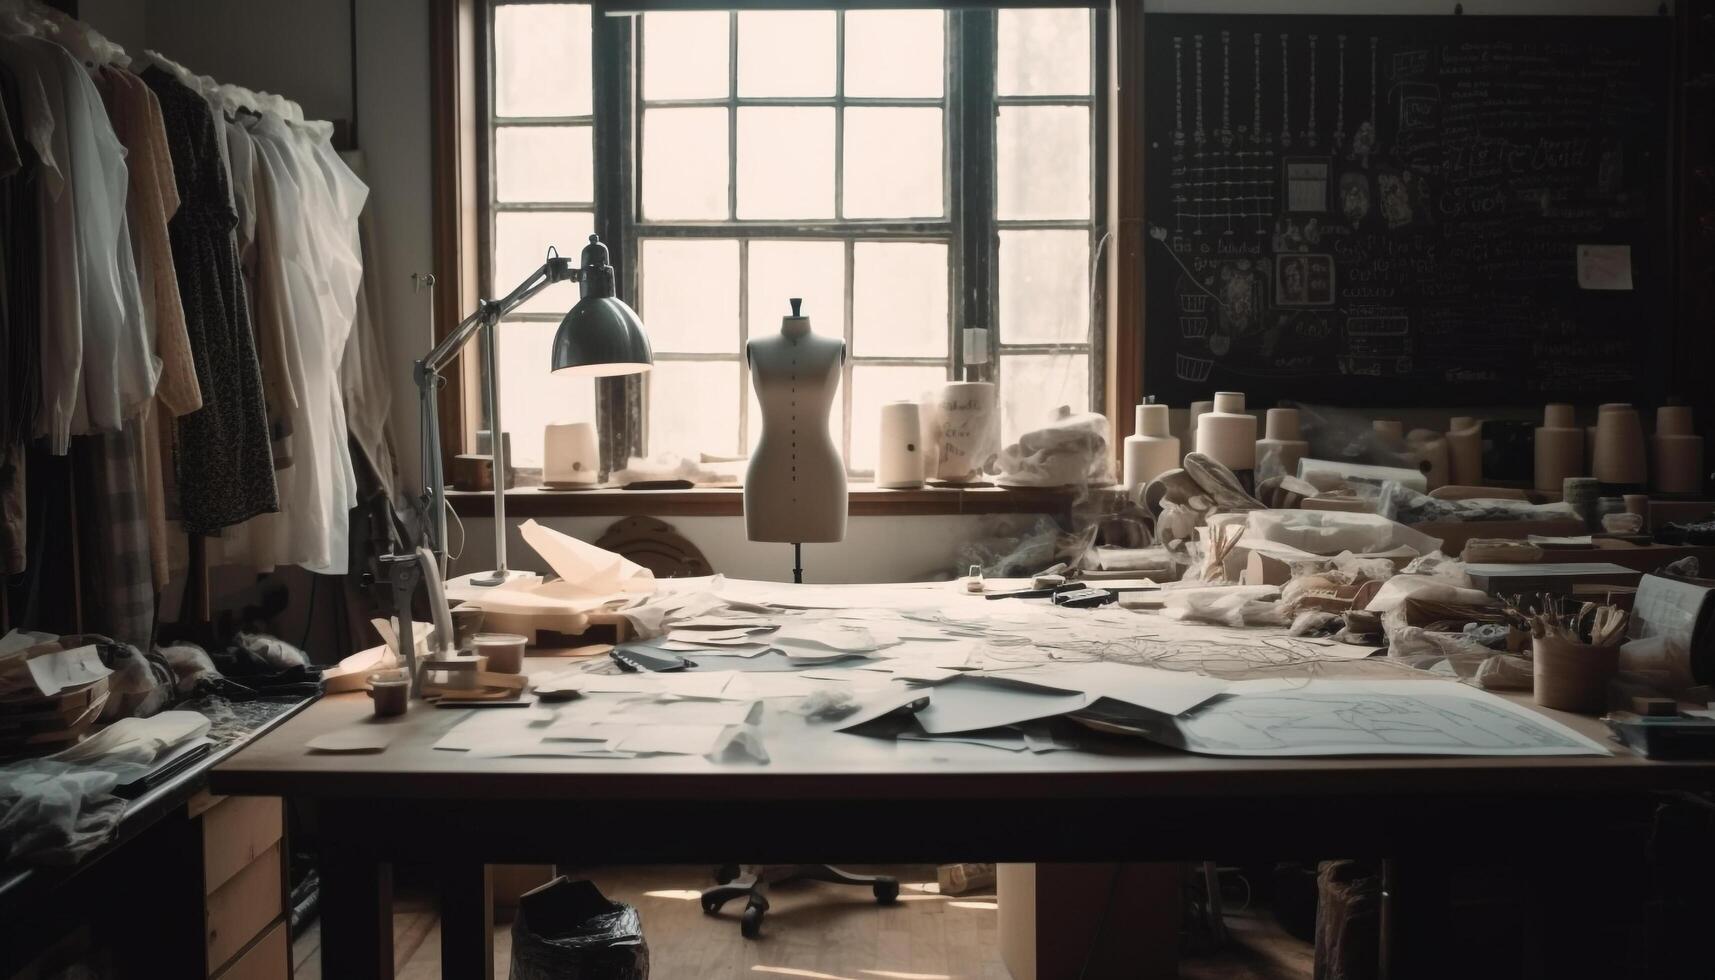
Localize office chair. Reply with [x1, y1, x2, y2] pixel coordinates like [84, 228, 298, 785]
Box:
[701, 864, 899, 938]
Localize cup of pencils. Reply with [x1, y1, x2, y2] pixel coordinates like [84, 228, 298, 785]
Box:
[1518, 594, 1628, 713]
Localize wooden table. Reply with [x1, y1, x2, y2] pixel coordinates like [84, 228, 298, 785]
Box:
[213, 656, 1715, 980]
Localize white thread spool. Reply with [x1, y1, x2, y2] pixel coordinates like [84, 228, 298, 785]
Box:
[1446, 416, 1482, 486]
[1123, 404, 1181, 490]
[877, 401, 924, 489]
[1194, 391, 1256, 471]
[543, 421, 599, 486]
[1593, 403, 1646, 486]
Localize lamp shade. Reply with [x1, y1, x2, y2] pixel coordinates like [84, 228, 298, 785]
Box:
[551, 235, 653, 376]
[552, 296, 652, 376]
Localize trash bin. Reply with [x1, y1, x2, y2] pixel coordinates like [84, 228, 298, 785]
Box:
[509, 876, 649, 980]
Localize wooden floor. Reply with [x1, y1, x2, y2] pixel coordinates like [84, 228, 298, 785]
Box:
[292, 865, 1312, 980]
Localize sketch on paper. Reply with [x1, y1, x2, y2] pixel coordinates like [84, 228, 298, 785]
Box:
[1170, 681, 1611, 757]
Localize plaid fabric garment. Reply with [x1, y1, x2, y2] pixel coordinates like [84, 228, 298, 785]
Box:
[73, 419, 156, 651]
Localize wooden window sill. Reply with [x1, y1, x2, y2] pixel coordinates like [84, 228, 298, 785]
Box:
[446, 483, 1100, 519]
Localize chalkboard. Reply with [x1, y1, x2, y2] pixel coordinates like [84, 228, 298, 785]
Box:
[1142, 15, 1672, 407]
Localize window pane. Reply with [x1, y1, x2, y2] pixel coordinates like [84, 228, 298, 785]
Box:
[737, 107, 834, 220]
[495, 126, 592, 203]
[1001, 353, 1090, 445]
[844, 10, 944, 98]
[997, 8, 1090, 97]
[737, 11, 835, 97]
[642, 11, 729, 101]
[496, 320, 596, 470]
[853, 242, 947, 358]
[495, 4, 591, 117]
[747, 241, 844, 344]
[997, 106, 1090, 220]
[648, 360, 741, 458]
[493, 211, 595, 315]
[640, 239, 739, 354]
[746, 374, 844, 457]
[850, 365, 945, 475]
[843, 108, 942, 220]
[642, 107, 729, 220]
[999, 230, 1090, 345]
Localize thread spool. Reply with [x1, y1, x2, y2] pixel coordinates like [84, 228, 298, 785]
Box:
[1534, 403, 1585, 494]
[1446, 416, 1482, 486]
[926, 381, 999, 483]
[1592, 403, 1646, 488]
[1372, 419, 1403, 443]
[1185, 399, 1213, 447]
[1406, 429, 1449, 490]
[1194, 391, 1257, 472]
[1123, 404, 1181, 490]
[877, 401, 924, 489]
[1624, 493, 1650, 532]
[544, 421, 600, 486]
[1651, 405, 1703, 494]
[1256, 407, 1309, 479]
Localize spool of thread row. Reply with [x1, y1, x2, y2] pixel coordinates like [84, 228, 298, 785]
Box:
[1194, 392, 1256, 472]
[1256, 407, 1308, 478]
[1534, 403, 1585, 493]
[1652, 405, 1704, 494]
[1123, 404, 1181, 490]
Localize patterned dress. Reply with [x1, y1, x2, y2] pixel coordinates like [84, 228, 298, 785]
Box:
[142, 66, 278, 533]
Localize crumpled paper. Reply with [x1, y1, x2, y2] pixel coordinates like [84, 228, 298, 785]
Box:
[521, 519, 656, 596]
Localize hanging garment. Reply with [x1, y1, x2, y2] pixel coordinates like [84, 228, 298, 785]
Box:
[224, 113, 293, 472]
[0, 58, 35, 576]
[25, 38, 156, 445]
[97, 66, 199, 589]
[142, 65, 278, 534]
[339, 151, 401, 508]
[72, 420, 154, 651]
[235, 114, 365, 575]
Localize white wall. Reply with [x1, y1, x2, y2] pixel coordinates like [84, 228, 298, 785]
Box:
[141, 0, 354, 124]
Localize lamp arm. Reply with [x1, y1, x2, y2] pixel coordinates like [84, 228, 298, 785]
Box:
[413, 254, 581, 572]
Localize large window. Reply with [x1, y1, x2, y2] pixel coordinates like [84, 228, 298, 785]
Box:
[484, 3, 1104, 475]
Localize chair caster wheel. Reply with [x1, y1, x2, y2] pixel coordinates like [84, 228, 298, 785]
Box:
[714, 864, 739, 884]
[741, 903, 765, 938]
[701, 895, 723, 915]
[874, 880, 899, 904]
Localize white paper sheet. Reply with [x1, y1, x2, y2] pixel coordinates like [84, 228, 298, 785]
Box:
[913, 676, 1092, 735]
[899, 730, 1029, 752]
[520, 519, 655, 595]
[1577, 244, 1633, 291]
[25, 645, 112, 697]
[609, 724, 731, 755]
[532, 669, 739, 700]
[306, 728, 393, 753]
[1173, 679, 1611, 756]
[829, 687, 934, 731]
[602, 698, 762, 726]
[999, 662, 1228, 717]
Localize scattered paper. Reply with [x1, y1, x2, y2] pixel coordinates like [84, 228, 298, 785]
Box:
[610, 724, 732, 755]
[532, 669, 739, 700]
[25, 645, 112, 697]
[1577, 244, 1633, 291]
[1170, 679, 1611, 756]
[307, 728, 393, 753]
[829, 686, 933, 731]
[603, 698, 761, 726]
[900, 730, 1029, 752]
[725, 672, 833, 699]
[913, 676, 1091, 735]
[1002, 662, 1228, 717]
[521, 519, 655, 595]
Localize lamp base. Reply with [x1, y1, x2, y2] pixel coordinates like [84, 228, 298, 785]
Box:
[463, 568, 537, 588]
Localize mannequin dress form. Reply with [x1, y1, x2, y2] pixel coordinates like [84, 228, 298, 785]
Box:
[744, 299, 847, 570]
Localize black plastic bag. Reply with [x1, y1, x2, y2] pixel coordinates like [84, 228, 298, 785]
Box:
[510, 877, 649, 980]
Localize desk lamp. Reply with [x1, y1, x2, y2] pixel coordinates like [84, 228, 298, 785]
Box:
[414, 235, 651, 587]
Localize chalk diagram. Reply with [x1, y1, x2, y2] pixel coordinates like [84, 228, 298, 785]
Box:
[1176, 691, 1595, 755]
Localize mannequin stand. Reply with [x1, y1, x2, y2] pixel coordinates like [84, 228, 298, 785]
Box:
[793, 543, 803, 585]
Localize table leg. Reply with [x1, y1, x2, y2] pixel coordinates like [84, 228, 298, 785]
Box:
[319, 850, 394, 979]
[1380, 858, 1451, 980]
[440, 861, 494, 979]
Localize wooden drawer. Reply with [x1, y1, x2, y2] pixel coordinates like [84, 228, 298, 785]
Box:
[212, 918, 288, 980]
[203, 796, 284, 896]
[206, 842, 283, 973]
